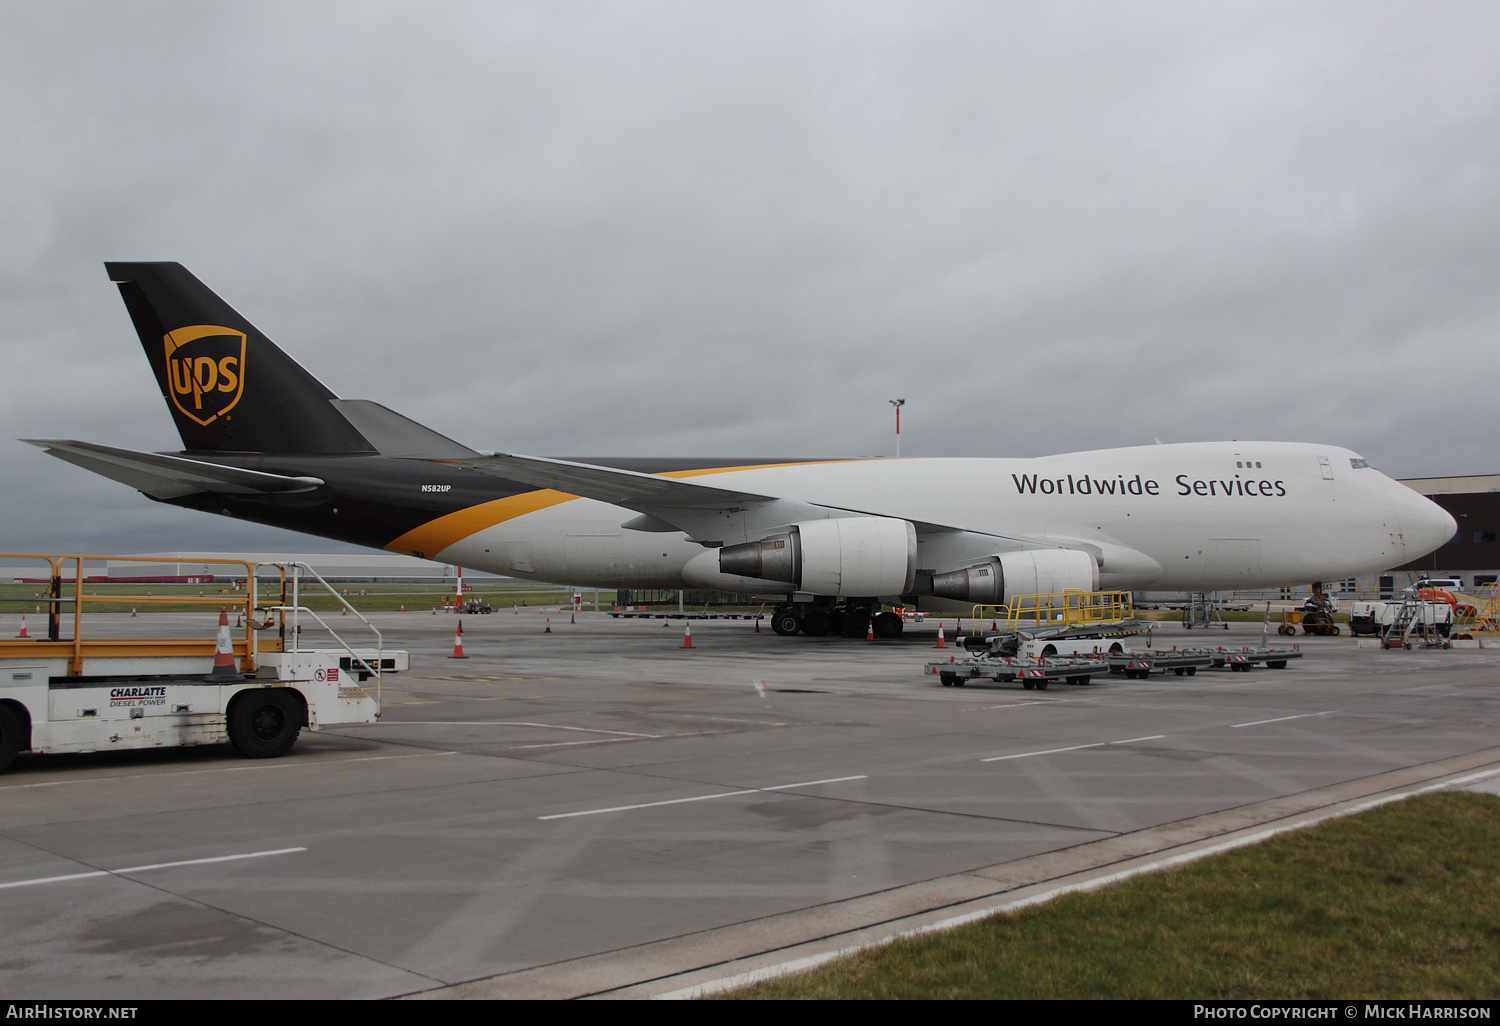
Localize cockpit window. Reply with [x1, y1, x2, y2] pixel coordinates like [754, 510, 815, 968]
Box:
[1350, 458, 1372, 469]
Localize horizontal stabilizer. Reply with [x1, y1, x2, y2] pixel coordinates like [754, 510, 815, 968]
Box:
[23, 440, 324, 499]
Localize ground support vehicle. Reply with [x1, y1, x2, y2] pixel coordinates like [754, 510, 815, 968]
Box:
[1108, 649, 1215, 679]
[0, 553, 406, 773]
[1348, 600, 1453, 639]
[1208, 644, 1303, 671]
[926, 652, 1109, 689]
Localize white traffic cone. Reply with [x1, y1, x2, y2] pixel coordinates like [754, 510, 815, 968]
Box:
[206, 609, 243, 681]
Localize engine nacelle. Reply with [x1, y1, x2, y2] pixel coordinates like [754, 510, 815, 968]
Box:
[929, 549, 1098, 604]
[704, 516, 918, 597]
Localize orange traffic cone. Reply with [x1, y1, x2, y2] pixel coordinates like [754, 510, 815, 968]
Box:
[754, 617, 761, 633]
[934, 622, 947, 648]
[570, 612, 575, 624]
[235, 612, 242, 628]
[450, 620, 468, 659]
[682, 622, 694, 648]
[866, 619, 875, 641]
[17, 616, 28, 639]
[205, 609, 243, 681]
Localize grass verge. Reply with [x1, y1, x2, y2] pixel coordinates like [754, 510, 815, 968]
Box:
[721, 792, 1500, 1000]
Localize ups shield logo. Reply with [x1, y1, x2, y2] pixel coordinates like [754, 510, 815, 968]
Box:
[164, 325, 246, 426]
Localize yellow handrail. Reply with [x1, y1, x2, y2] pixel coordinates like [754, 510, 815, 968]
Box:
[971, 589, 1134, 635]
[1, 552, 280, 675]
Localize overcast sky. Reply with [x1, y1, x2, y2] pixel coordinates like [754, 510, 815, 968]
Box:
[2, 1, 1498, 556]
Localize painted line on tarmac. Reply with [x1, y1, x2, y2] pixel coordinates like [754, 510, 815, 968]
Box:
[981, 735, 1163, 762]
[376, 721, 663, 738]
[0, 847, 307, 891]
[1231, 710, 1336, 728]
[538, 775, 869, 821]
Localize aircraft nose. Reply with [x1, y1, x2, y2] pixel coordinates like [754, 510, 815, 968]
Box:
[1402, 491, 1458, 558]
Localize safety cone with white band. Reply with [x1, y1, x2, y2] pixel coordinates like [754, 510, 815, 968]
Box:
[206, 609, 244, 681]
[450, 619, 468, 659]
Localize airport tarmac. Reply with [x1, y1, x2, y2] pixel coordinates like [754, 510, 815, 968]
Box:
[1, 610, 1498, 1000]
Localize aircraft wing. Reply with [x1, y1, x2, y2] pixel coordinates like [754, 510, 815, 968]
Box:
[23, 439, 325, 500]
[331, 399, 1051, 549]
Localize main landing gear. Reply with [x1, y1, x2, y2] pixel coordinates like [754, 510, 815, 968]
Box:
[769, 600, 904, 639]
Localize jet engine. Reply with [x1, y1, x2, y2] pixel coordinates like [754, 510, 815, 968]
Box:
[929, 549, 1098, 604]
[683, 516, 918, 597]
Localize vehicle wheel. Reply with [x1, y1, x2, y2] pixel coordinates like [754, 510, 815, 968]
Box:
[803, 610, 832, 637]
[1041, 644, 1057, 657]
[1266, 660, 1287, 669]
[1022, 680, 1035, 690]
[1076, 675, 1091, 685]
[1109, 643, 1124, 654]
[1186, 667, 1197, 676]
[0, 704, 24, 774]
[873, 611, 904, 639]
[1331, 626, 1341, 636]
[771, 611, 801, 636]
[227, 689, 302, 759]
[1034, 679, 1049, 691]
[940, 672, 957, 687]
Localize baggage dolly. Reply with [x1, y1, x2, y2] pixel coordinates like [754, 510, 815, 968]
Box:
[1108, 649, 1216, 680]
[927, 654, 1110, 690]
[1210, 644, 1304, 672]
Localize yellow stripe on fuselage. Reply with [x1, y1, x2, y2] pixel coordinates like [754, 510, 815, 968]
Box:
[382, 460, 861, 558]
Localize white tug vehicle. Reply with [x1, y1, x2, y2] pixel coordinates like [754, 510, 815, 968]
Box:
[0, 554, 403, 773]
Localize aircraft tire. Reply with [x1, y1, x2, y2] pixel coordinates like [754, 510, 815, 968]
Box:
[227, 689, 302, 759]
[0, 704, 23, 774]
[873, 612, 903, 639]
[771, 612, 801, 636]
[803, 611, 832, 637]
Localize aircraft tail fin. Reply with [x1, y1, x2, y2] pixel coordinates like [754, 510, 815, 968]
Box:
[105, 262, 376, 455]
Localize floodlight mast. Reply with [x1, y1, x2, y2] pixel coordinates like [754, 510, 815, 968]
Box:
[889, 398, 905, 457]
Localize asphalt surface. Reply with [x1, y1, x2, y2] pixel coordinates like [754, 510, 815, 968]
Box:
[1, 609, 1497, 999]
